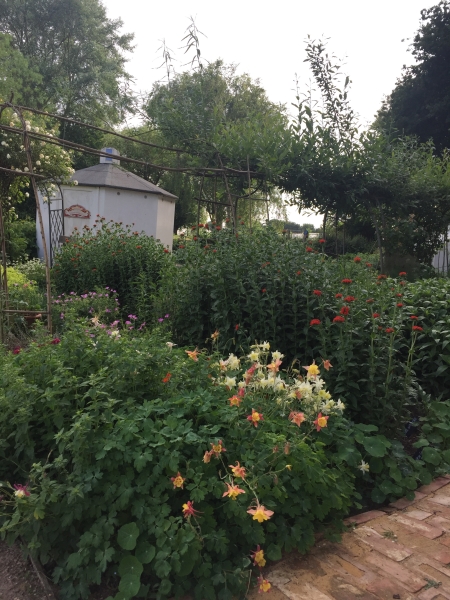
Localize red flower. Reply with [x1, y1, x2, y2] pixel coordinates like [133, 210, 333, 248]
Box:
[313, 289, 322, 296]
[399, 271, 407, 276]
[400, 281, 406, 286]
[345, 296, 355, 302]
[319, 238, 326, 244]
[373, 313, 380, 318]
[12, 347, 21, 355]
[310, 319, 321, 326]
[410, 315, 418, 320]
[335, 293, 343, 299]
[216, 226, 221, 231]
[342, 278, 352, 284]
[313, 412, 329, 432]
[162, 372, 172, 383]
[366, 263, 372, 267]
[179, 245, 185, 249]
[163, 248, 169, 253]
[51, 338, 61, 345]
[340, 306, 350, 315]
[333, 316, 345, 323]
[385, 327, 395, 334]
[235, 324, 239, 331]
[354, 257, 361, 263]
[136, 245, 142, 249]
[396, 293, 402, 297]
[412, 325, 423, 331]
[366, 298, 374, 304]
[377, 274, 387, 280]
[182, 501, 201, 519]
[306, 247, 313, 252]
[296, 270, 301, 275]
[261, 288, 267, 293]
[193, 236, 198, 241]
[396, 303, 403, 308]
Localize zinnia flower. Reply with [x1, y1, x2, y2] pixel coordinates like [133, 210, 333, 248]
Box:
[306, 246, 313, 252]
[319, 238, 326, 244]
[335, 293, 343, 299]
[310, 318, 321, 326]
[340, 306, 350, 315]
[397, 303, 403, 308]
[366, 262, 372, 267]
[399, 271, 407, 276]
[251, 546, 266, 567]
[222, 482, 246, 500]
[342, 278, 352, 284]
[366, 298, 374, 304]
[385, 327, 395, 334]
[345, 296, 355, 302]
[313, 289, 322, 296]
[247, 409, 263, 427]
[313, 412, 329, 431]
[377, 274, 387, 280]
[410, 315, 418, 320]
[333, 316, 345, 323]
[247, 502, 274, 523]
[412, 325, 423, 331]
[170, 472, 185, 489]
[373, 313, 380, 318]
[354, 257, 361, 263]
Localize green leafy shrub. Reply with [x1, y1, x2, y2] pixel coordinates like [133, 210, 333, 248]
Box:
[52, 220, 171, 322]
[1, 324, 444, 598]
[12, 258, 47, 290]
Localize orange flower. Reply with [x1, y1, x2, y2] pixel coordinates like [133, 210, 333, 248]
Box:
[203, 450, 213, 463]
[289, 411, 305, 426]
[182, 501, 201, 519]
[211, 330, 220, 341]
[210, 440, 226, 457]
[322, 359, 333, 371]
[230, 461, 246, 479]
[258, 577, 272, 592]
[251, 545, 266, 567]
[313, 412, 329, 432]
[222, 481, 246, 500]
[229, 395, 242, 407]
[247, 409, 263, 427]
[303, 361, 320, 378]
[162, 372, 172, 383]
[170, 472, 185, 489]
[267, 358, 282, 373]
[247, 502, 274, 523]
[185, 348, 199, 361]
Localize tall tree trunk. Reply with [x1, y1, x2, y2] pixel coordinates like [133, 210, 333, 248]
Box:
[368, 201, 384, 273]
[323, 210, 328, 240]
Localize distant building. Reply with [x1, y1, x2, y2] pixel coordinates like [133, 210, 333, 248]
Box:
[37, 148, 177, 264]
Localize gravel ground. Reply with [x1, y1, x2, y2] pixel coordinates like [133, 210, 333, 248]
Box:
[0, 540, 55, 600]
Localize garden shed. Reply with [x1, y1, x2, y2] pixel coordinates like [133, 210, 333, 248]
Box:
[36, 148, 178, 264]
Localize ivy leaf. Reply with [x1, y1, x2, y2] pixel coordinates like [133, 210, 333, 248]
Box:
[135, 541, 155, 564]
[117, 523, 139, 551]
[118, 556, 143, 578]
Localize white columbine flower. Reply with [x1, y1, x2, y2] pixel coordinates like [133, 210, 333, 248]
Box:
[36, 160, 41, 166]
[336, 400, 345, 411]
[359, 460, 370, 473]
[226, 353, 240, 370]
[224, 376, 236, 388]
[6, 153, 10, 158]
[248, 350, 259, 362]
[259, 341, 270, 351]
[272, 351, 284, 361]
[166, 342, 177, 350]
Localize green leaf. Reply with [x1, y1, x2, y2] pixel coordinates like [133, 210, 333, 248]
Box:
[158, 579, 172, 595]
[422, 447, 442, 466]
[371, 488, 386, 504]
[413, 439, 429, 448]
[369, 457, 384, 473]
[442, 449, 450, 463]
[119, 556, 143, 578]
[355, 424, 378, 433]
[135, 542, 155, 564]
[363, 437, 388, 457]
[117, 523, 139, 551]
[266, 544, 282, 561]
[118, 573, 141, 598]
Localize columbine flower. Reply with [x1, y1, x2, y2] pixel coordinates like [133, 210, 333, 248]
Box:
[258, 577, 272, 593]
[14, 484, 30, 498]
[211, 330, 220, 341]
[251, 545, 266, 567]
[272, 350, 284, 361]
[322, 359, 333, 371]
[248, 350, 260, 361]
[247, 502, 274, 523]
[289, 411, 305, 426]
[359, 460, 370, 473]
[170, 472, 185, 488]
[304, 362, 320, 378]
[182, 501, 200, 518]
[224, 376, 236, 389]
[222, 482, 246, 500]
[203, 450, 212, 463]
[336, 399, 345, 411]
[230, 462, 246, 479]
[313, 412, 329, 431]
[267, 358, 282, 374]
[185, 348, 199, 361]
[210, 440, 226, 457]
[259, 341, 270, 351]
[247, 409, 263, 427]
[229, 395, 242, 407]
[166, 342, 177, 350]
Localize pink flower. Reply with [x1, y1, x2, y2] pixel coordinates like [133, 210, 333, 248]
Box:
[14, 484, 30, 498]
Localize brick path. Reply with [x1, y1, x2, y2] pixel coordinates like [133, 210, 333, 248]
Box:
[249, 476, 450, 600]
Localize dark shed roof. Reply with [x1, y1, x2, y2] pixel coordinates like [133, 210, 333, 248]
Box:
[71, 164, 177, 200]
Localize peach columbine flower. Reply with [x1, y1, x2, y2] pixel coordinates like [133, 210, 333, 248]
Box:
[211, 330, 220, 341]
[322, 359, 333, 371]
[170, 472, 185, 489]
[162, 372, 172, 383]
[247, 409, 264, 427]
[230, 461, 247, 479]
[203, 450, 212, 463]
[289, 411, 305, 426]
[229, 395, 242, 407]
[222, 481, 246, 500]
[267, 358, 282, 374]
[251, 545, 266, 567]
[313, 412, 329, 431]
[247, 502, 274, 523]
[304, 361, 320, 378]
[185, 348, 199, 361]
[182, 501, 201, 519]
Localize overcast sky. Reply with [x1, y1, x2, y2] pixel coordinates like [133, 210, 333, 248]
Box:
[104, 0, 437, 225]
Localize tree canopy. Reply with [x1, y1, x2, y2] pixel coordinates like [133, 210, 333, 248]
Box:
[377, 1, 450, 152]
